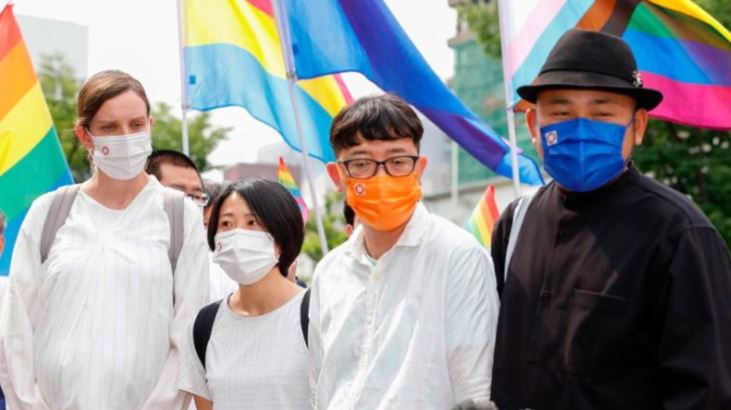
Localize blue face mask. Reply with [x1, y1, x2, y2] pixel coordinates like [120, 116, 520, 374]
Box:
[540, 117, 633, 192]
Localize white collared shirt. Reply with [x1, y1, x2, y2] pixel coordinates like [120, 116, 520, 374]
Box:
[309, 204, 499, 410]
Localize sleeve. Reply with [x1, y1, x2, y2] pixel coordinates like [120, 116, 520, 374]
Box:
[307, 265, 325, 409]
[0, 195, 53, 409]
[659, 226, 731, 409]
[490, 201, 517, 297]
[178, 322, 212, 401]
[446, 244, 500, 403]
[142, 200, 210, 410]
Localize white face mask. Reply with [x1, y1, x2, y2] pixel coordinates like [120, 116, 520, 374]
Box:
[213, 229, 278, 285]
[90, 130, 152, 180]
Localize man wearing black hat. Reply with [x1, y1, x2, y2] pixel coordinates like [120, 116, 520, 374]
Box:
[490, 29, 731, 409]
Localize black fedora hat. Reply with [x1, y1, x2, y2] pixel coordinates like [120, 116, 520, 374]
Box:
[517, 29, 663, 110]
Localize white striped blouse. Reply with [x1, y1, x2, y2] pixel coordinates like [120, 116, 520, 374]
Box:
[0, 177, 209, 409]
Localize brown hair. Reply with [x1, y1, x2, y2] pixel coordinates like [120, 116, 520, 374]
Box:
[76, 70, 150, 129]
[330, 93, 423, 155]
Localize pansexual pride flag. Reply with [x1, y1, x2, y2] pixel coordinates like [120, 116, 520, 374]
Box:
[279, 0, 544, 185]
[500, 0, 731, 130]
[0, 4, 73, 276]
[277, 156, 309, 223]
[182, 0, 353, 162]
[468, 185, 500, 249]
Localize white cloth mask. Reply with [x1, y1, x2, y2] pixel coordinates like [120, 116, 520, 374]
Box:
[90, 130, 152, 180]
[213, 229, 278, 285]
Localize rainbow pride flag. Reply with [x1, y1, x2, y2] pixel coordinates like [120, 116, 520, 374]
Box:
[0, 4, 73, 276]
[468, 185, 500, 249]
[500, 0, 731, 130]
[182, 0, 353, 162]
[277, 156, 309, 223]
[279, 0, 544, 185]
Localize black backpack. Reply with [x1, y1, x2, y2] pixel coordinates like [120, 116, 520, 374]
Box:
[192, 289, 311, 369]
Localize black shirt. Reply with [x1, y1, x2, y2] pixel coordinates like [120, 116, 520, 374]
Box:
[490, 165, 731, 410]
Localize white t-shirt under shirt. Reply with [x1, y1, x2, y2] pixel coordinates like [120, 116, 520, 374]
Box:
[180, 289, 309, 409]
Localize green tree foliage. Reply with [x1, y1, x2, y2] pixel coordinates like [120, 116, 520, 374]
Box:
[458, 1, 501, 59]
[461, 0, 731, 244]
[149, 102, 230, 172]
[37, 54, 229, 180]
[302, 191, 349, 262]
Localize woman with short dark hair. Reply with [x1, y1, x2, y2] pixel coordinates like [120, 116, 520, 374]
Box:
[179, 179, 308, 410]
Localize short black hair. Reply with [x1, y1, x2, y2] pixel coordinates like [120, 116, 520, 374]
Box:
[203, 179, 228, 210]
[330, 93, 423, 155]
[343, 203, 355, 226]
[207, 179, 304, 277]
[145, 149, 202, 183]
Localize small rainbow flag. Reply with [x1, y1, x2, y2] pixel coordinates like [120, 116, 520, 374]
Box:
[182, 0, 353, 162]
[278, 157, 309, 224]
[468, 185, 500, 249]
[0, 4, 73, 276]
[501, 0, 731, 130]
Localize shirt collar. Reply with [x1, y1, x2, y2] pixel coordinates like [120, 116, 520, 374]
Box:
[344, 202, 431, 261]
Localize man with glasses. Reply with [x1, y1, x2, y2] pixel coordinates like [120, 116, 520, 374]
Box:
[146, 150, 209, 208]
[308, 94, 499, 409]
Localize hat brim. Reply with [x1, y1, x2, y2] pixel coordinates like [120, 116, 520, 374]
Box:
[517, 70, 663, 110]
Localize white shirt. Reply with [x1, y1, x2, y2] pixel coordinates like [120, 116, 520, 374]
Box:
[179, 290, 309, 409]
[309, 204, 499, 410]
[0, 177, 209, 410]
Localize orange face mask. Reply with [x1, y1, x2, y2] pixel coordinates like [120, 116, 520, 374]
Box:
[345, 173, 422, 231]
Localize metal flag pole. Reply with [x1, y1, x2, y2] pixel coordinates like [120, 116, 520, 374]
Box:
[176, 0, 191, 156]
[497, 0, 521, 198]
[272, 0, 330, 255]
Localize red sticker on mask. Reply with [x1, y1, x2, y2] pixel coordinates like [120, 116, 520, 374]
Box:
[102, 146, 110, 156]
[354, 183, 366, 196]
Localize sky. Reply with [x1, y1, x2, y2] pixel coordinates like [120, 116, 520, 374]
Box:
[8, 0, 458, 170]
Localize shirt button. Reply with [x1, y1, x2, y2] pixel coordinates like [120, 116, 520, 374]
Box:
[540, 290, 551, 300]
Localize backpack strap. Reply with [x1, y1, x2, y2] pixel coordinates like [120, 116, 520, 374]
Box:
[193, 300, 223, 370]
[300, 288, 311, 347]
[40, 185, 81, 264]
[163, 189, 185, 274]
[504, 192, 536, 282]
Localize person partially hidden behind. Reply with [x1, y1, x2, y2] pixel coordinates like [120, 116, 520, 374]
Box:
[490, 29, 731, 410]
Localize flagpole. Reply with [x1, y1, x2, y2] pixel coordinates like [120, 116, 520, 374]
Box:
[272, 0, 330, 255]
[176, 0, 191, 156]
[497, 0, 521, 198]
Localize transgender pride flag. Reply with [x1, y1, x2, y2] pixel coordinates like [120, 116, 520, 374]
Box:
[499, 0, 731, 130]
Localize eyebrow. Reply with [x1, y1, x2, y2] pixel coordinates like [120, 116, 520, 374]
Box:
[94, 116, 148, 124]
[219, 211, 255, 218]
[386, 147, 409, 154]
[589, 97, 618, 106]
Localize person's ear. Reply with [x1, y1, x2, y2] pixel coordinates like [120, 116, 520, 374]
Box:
[326, 162, 345, 192]
[415, 156, 428, 179]
[632, 109, 649, 146]
[525, 108, 543, 158]
[148, 115, 155, 130]
[75, 124, 93, 150]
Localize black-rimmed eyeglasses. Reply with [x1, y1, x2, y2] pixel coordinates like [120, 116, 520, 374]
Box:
[339, 155, 419, 179]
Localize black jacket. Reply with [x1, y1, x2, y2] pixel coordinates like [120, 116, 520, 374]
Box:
[490, 166, 731, 410]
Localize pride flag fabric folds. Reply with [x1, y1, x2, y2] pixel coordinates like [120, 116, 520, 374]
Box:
[277, 156, 309, 223]
[279, 0, 544, 185]
[468, 184, 500, 249]
[0, 5, 73, 276]
[500, 0, 731, 130]
[182, 0, 353, 162]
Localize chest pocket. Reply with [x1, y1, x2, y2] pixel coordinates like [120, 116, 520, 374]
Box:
[563, 288, 632, 380]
